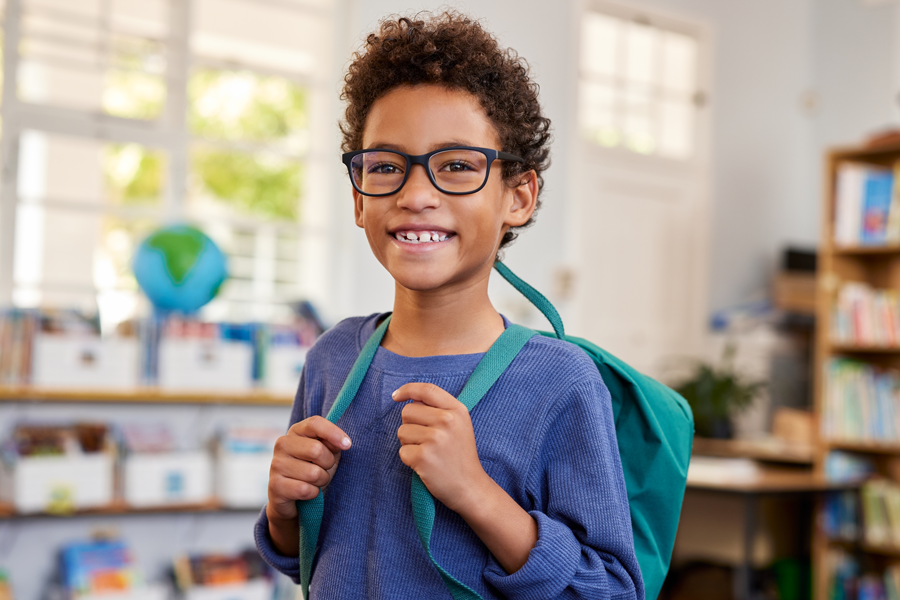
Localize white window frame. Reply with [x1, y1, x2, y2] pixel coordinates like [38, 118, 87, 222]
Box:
[578, 0, 710, 168]
[0, 0, 337, 323]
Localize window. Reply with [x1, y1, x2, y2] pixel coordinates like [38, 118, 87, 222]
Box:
[0, 0, 335, 326]
[579, 5, 701, 160]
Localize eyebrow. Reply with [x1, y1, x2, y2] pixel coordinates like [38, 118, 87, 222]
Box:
[364, 140, 482, 153]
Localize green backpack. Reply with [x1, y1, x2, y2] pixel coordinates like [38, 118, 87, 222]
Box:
[297, 262, 694, 600]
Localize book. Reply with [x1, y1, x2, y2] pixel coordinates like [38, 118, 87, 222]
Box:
[61, 539, 137, 595]
[862, 168, 896, 244]
[834, 162, 900, 245]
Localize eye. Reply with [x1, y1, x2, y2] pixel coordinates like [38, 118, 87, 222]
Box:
[368, 162, 404, 175]
[438, 160, 477, 173]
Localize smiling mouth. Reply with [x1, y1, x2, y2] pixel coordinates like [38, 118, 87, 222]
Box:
[392, 230, 455, 244]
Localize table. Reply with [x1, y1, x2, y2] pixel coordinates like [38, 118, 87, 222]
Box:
[685, 466, 857, 600]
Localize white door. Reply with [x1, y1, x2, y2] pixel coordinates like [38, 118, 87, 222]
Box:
[570, 3, 711, 377]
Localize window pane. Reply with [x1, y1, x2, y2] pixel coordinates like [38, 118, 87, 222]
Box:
[189, 147, 302, 221]
[18, 130, 166, 206]
[624, 22, 656, 86]
[661, 31, 698, 95]
[579, 81, 619, 147]
[622, 86, 655, 155]
[189, 69, 309, 152]
[198, 225, 300, 323]
[581, 12, 618, 78]
[18, 0, 169, 119]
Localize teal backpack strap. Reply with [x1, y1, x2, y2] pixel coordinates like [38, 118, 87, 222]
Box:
[410, 323, 536, 600]
[493, 261, 565, 339]
[296, 315, 391, 598]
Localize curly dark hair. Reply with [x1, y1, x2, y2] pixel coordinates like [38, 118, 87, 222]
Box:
[340, 11, 552, 250]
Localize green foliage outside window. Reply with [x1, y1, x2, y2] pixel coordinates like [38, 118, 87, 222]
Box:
[105, 144, 165, 205]
[102, 68, 307, 221]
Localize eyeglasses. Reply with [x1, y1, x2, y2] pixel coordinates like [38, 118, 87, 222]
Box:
[342, 146, 525, 197]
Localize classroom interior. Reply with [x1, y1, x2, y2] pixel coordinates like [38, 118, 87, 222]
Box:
[0, 0, 896, 599]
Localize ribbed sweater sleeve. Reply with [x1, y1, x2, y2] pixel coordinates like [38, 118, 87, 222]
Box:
[482, 376, 642, 600]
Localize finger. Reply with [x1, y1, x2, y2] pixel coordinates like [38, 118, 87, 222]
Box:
[269, 473, 321, 503]
[392, 382, 459, 409]
[398, 443, 423, 469]
[290, 415, 352, 450]
[271, 454, 334, 488]
[397, 423, 434, 446]
[275, 435, 339, 471]
[400, 402, 457, 427]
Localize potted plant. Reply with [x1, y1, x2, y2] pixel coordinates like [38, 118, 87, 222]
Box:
[672, 344, 766, 439]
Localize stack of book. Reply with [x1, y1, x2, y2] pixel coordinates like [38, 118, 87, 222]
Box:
[823, 359, 900, 442]
[861, 479, 900, 547]
[832, 282, 900, 347]
[825, 547, 900, 600]
[0, 309, 38, 385]
[834, 162, 900, 246]
[822, 490, 860, 541]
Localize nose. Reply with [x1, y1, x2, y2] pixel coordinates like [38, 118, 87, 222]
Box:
[395, 164, 441, 212]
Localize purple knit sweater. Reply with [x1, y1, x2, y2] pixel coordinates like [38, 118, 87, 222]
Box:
[255, 314, 643, 600]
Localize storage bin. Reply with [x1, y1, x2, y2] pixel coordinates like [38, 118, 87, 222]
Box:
[184, 580, 272, 600]
[0, 452, 114, 513]
[32, 335, 139, 390]
[123, 451, 213, 507]
[263, 345, 307, 394]
[216, 452, 271, 509]
[158, 339, 254, 391]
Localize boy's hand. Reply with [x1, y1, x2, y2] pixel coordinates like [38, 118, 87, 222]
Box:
[267, 416, 352, 523]
[393, 383, 490, 513]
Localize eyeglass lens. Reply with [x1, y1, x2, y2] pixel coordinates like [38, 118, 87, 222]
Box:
[350, 150, 490, 195]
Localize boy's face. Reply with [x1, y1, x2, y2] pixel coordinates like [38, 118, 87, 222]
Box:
[353, 84, 537, 295]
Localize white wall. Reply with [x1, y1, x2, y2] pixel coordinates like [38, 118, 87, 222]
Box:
[332, 0, 899, 322]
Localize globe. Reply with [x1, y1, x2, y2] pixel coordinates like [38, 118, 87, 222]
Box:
[133, 225, 228, 314]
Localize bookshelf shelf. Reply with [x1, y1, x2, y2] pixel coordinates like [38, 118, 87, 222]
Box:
[825, 537, 900, 558]
[0, 499, 261, 520]
[829, 344, 900, 353]
[0, 386, 293, 406]
[832, 245, 900, 256]
[824, 439, 900, 454]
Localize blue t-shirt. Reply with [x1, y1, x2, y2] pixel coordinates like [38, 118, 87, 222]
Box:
[255, 314, 643, 600]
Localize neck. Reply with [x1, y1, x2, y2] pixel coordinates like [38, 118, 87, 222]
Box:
[382, 270, 504, 357]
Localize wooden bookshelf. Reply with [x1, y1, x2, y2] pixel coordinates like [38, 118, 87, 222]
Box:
[0, 385, 293, 406]
[813, 142, 900, 600]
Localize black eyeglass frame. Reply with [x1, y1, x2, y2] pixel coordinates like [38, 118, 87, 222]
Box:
[341, 146, 526, 197]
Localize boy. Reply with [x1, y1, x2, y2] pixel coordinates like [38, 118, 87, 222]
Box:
[255, 11, 643, 599]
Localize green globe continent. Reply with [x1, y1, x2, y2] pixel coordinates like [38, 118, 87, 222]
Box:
[146, 227, 206, 284]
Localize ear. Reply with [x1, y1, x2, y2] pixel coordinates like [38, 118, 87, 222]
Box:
[353, 188, 365, 228]
[503, 170, 539, 228]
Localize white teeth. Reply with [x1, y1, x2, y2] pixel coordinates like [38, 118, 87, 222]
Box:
[394, 231, 451, 243]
